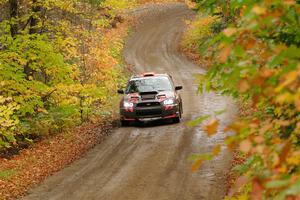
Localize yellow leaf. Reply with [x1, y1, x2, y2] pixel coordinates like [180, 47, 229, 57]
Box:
[252, 5, 267, 15]
[277, 165, 287, 173]
[204, 119, 219, 136]
[185, 0, 197, 9]
[276, 120, 291, 126]
[37, 108, 48, 113]
[275, 70, 299, 92]
[239, 139, 252, 153]
[276, 92, 294, 104]
[287, 155, 300, 166]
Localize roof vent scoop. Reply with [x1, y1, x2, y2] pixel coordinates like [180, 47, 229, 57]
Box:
[142, 72, 155, 77]
[139, 91, 158, 95]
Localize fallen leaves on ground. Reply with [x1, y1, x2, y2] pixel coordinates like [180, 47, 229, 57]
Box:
[0, 117, 114, 200]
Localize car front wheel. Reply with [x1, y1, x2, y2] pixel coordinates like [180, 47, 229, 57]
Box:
[121, 120, 130, 127]
[173, 117, 180, 123]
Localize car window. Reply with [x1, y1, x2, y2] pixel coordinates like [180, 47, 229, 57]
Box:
[126, 77, 173, 94]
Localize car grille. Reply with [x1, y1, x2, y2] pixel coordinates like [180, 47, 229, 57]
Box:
[136, 102, 160, 107]
[136, 108, 162, 117]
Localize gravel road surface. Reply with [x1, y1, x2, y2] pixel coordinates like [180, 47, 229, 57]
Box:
[23, 3, 237, 200]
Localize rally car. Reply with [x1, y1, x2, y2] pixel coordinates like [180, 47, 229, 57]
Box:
[117, 72, 183, 126]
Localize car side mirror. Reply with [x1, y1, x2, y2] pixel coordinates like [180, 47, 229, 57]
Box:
[117, 89, 124, 94]
[175, 86, 183, 91]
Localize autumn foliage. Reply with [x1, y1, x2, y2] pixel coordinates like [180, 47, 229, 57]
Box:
[185, 0, 300, 199]
[0, 0, 136, 152]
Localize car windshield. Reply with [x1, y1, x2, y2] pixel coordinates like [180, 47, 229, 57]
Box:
[126, 76, 173, 94]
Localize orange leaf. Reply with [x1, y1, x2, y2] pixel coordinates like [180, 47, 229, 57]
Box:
[280, 142, 291, 162]
[253, 145, 265, 154]
[259, 123, 272, 135]
[223, 28, 236, 37]
[272, 153, 280, 168]
[239, 139, 252, 153]
[277, 165, 287, 173]
[252, 75, 265, 87]
[204, 119, 219, 136]
[244, 37, 256, 50]
[283, 0, 296, 5]
[191, 159, 202, 172]
[238, 79, 250, 93]
[219, 46, 231, 63]
[260, 67, 274, 78]
[252, 94, 260, 107]
[228, 176, 248, 197]
[254, 136, 264, 144]
[295, 99, 300, 111]
[212, 145, 221, 156]
[251, 180, 263, 200]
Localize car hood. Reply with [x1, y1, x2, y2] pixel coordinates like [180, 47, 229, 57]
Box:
[124, 91, 175, 102]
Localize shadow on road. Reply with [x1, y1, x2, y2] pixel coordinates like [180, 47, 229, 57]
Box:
[121, 119, 179, 128]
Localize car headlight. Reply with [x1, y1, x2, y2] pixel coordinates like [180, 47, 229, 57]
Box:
[163, 98, 175, 105]
[124, 101, 134, 108]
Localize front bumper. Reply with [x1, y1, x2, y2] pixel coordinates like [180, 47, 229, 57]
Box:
[120, 103, 180, 121]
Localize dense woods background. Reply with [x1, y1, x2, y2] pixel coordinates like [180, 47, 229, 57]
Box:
[0, 0, 136, 152]
[184, 0, 300, 199]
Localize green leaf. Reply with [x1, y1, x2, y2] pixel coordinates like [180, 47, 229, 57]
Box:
[187, 114, 210, 127]
[265, 180, 290, 189]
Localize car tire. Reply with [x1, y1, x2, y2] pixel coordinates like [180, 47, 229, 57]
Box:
[121, 120, 130, 127]
[173, 105, 182, 124]
[173, 116, 180, 123]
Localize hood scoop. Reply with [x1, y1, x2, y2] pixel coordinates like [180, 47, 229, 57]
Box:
[139, 91, 158, 100]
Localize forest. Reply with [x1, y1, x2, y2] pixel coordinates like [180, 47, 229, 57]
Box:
[183, 0, 300, 199]
[0, 0, 136, 152]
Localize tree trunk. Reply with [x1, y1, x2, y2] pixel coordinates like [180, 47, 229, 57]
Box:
[24, 0, 43, 79]
[9, 0, 18, 37]
[29, 0, 42, 34]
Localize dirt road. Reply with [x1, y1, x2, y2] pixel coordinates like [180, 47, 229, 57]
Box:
[23, 3, 237, 200]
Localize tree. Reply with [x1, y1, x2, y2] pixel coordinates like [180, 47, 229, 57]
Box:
[189, 0, 300, 198]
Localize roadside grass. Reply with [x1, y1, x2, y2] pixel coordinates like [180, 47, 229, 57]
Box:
[180, 14, 219, 68]
[137, 0, 184, 5]
[0, 169, 17, 180]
